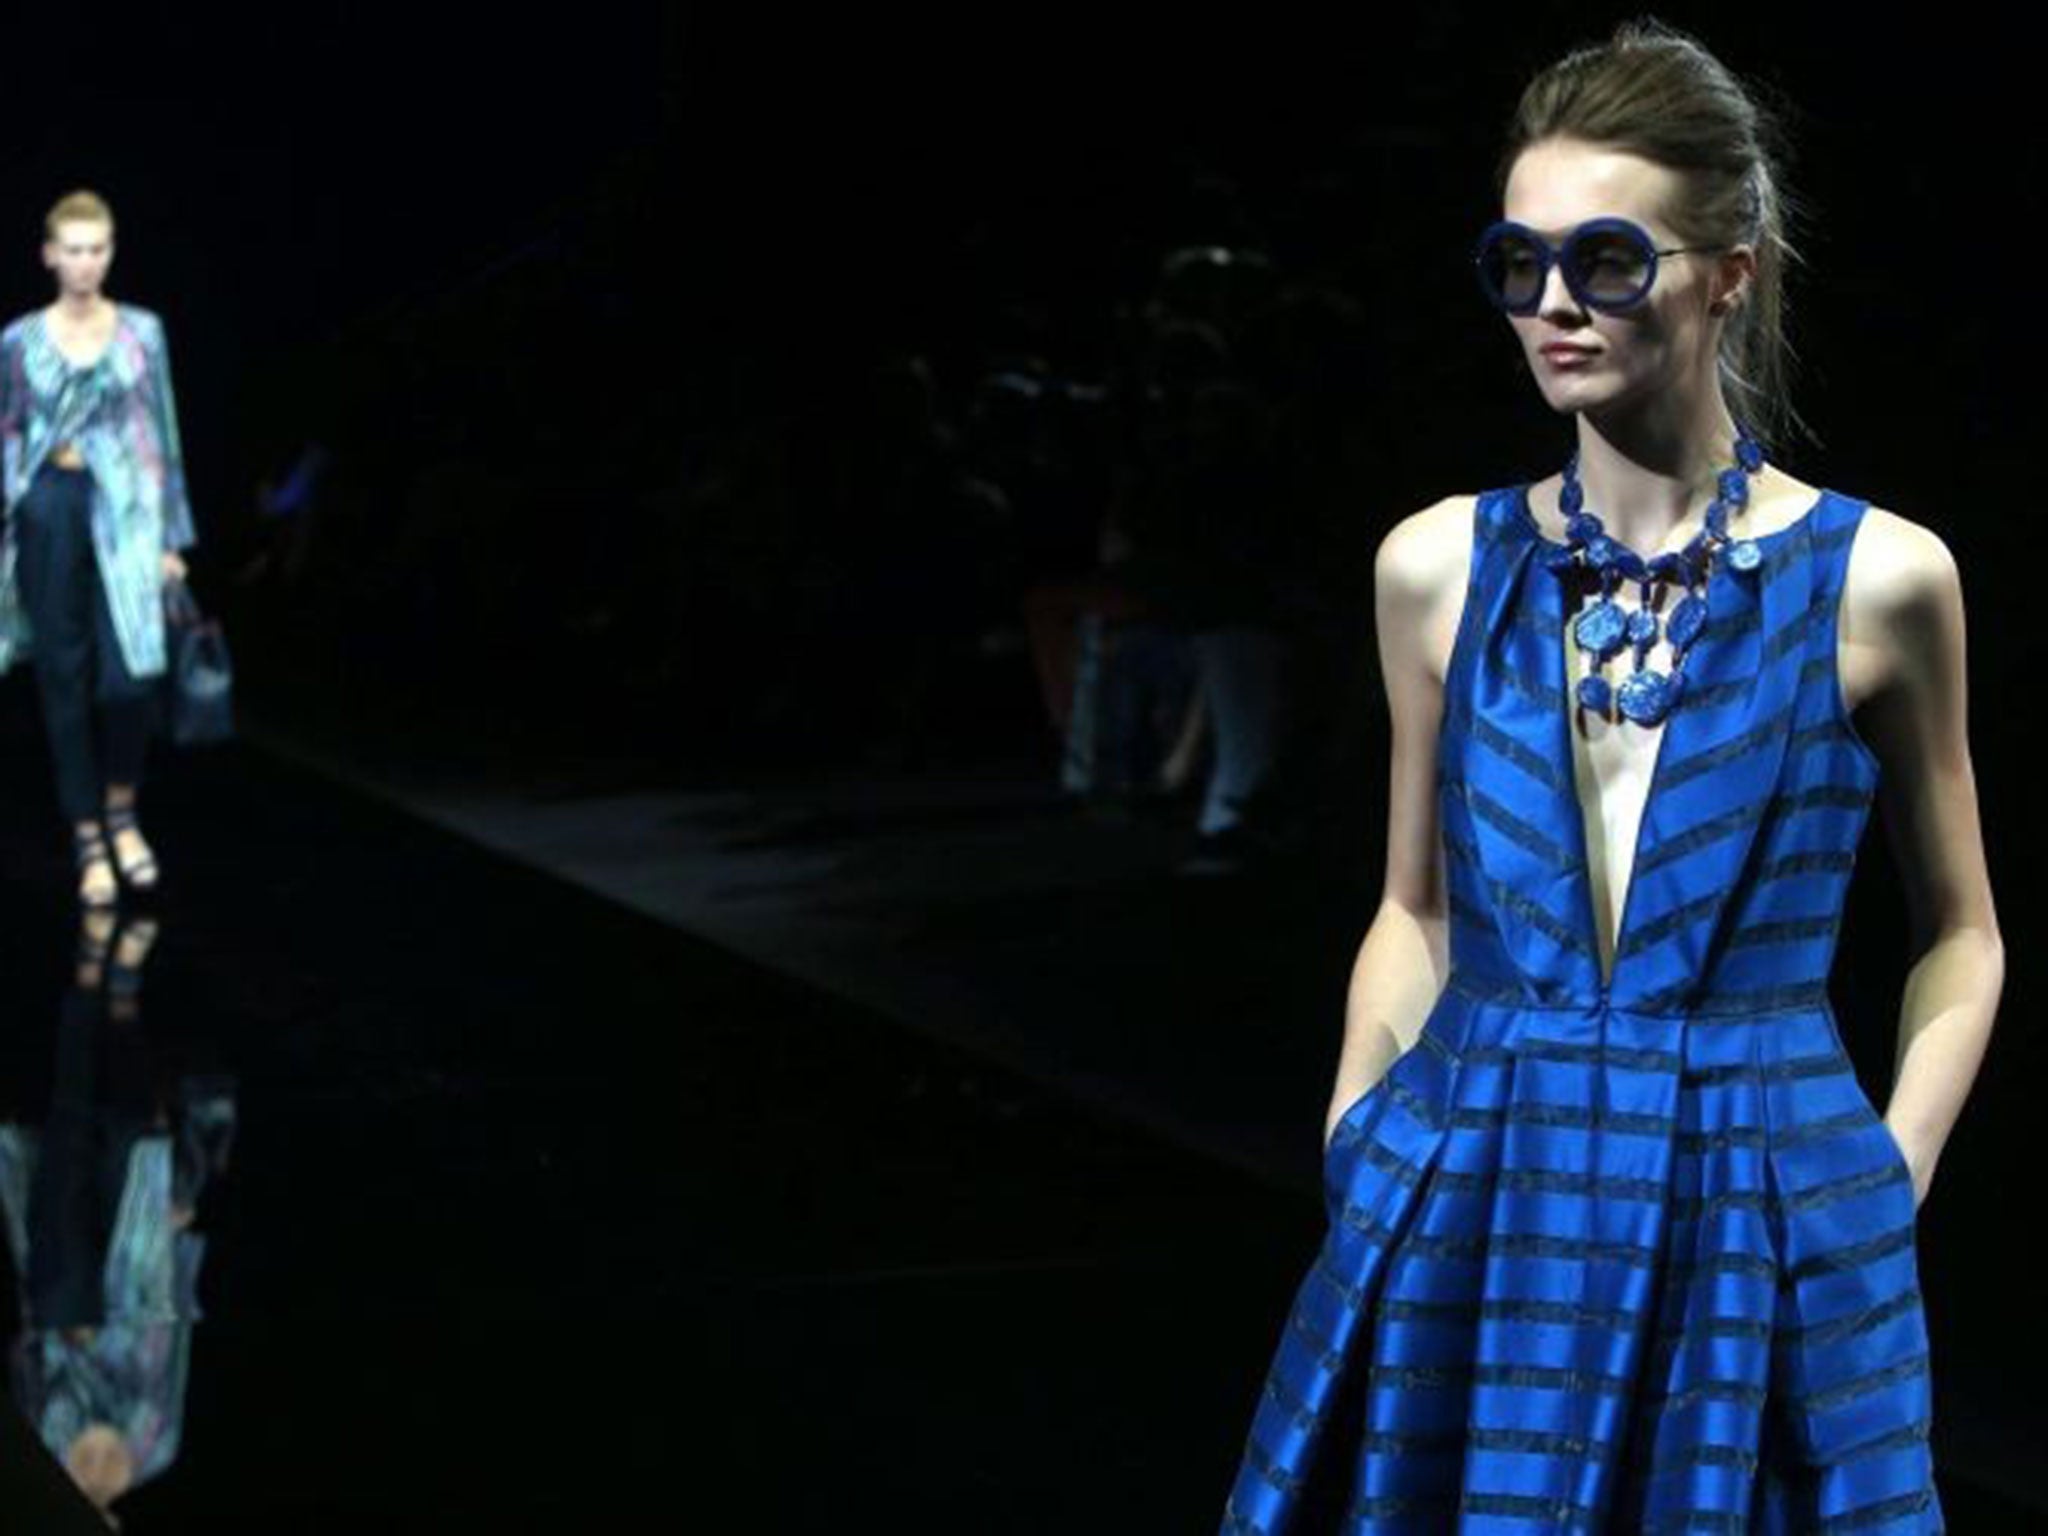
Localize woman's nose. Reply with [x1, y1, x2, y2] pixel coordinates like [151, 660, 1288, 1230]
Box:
[1537, 259, 1587, 323]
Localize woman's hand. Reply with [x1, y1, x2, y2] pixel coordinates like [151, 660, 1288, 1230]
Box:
[161, 550, 187, 586]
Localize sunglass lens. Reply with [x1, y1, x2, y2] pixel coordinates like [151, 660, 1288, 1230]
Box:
[1570, 229, 1654, 307]
[1478, 231, 1545, 311]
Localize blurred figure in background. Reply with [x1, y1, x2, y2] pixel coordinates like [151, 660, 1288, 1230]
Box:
[1102, 259, 1304, 866]
[0, 190, 198, 907]
[230, 440, 329, 594]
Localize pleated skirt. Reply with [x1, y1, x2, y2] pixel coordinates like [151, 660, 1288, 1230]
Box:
[1218, 985, 1942, 1533]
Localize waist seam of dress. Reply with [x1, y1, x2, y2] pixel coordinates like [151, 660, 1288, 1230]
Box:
[1442, 970, 1831, 1020]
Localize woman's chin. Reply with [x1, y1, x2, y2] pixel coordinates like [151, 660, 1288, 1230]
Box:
[1540, 376, 1632, 418]
[1541, 383, 1600, 415]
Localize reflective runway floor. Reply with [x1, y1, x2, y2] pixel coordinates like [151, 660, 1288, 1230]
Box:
[0, 688, 2032, 1529]
[0, 695, 1316, 1530]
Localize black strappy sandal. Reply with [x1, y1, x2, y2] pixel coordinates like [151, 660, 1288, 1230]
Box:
[73, 824, 118, 910]
[103, 805, 159, 891]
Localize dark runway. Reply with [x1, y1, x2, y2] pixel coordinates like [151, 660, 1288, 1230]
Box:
[0, 686, 1320, 1529]
[0, 682, 2031, 1529]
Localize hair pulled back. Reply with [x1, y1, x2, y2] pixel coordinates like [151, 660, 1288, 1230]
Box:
[1498, 18, 1812, 453]
[45, 189, 114, 241]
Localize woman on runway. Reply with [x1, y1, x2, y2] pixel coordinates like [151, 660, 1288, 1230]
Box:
[0, 189, 197, 907]
[1218, 19, 1999, 1531]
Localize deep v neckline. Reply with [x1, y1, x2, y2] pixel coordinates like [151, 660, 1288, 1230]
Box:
[1555, 618, 1680, 996]
[1518, 481, 1831, 995]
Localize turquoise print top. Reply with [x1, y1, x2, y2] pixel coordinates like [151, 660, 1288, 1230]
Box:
[0, 1129, 202, 1497]
[0, 303, 196, 679]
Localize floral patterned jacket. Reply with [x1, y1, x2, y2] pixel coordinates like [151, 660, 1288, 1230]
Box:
[0, 303, 196, 679]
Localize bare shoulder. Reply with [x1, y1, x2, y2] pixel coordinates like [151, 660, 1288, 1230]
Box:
[1376, 493, 1482, 684]
[1845, 503, 1963, 646]
[1841, 501, 1965, 709]
[1375, 493, 1477, 602]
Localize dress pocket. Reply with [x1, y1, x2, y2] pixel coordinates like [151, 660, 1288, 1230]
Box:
[1865, 1111, 1924, 1226]
[1323, 1078, 1384, 1158]
[1322, 1046, 1414, 1167]
[1873, 1112, 1915, 1184]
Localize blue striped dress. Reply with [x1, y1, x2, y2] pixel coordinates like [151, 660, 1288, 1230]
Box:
[1219, 484, 1941, 1532]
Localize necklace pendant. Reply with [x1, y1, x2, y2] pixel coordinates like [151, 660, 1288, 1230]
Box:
[1552, 429, 1762, 731]
[1573, 599, 1629, 660]
[1615, 668, 1681, 726]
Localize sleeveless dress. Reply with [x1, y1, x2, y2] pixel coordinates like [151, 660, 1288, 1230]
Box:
[1218, 484, 1941, 1533]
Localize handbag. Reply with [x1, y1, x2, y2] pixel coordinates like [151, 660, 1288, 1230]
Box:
[162, 578, 235, 745]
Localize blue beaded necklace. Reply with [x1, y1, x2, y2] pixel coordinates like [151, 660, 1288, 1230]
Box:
[1544, 428, 1767, 728]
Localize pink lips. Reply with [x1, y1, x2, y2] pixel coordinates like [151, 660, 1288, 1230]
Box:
[1540, 345, 1597, 362]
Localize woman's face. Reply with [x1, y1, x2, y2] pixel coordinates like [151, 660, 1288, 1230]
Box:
[1500, 137, 1743, 420]
[43, 218, 114, 300]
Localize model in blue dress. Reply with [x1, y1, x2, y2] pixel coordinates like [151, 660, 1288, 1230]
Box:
[1218, 22, 2001, 1533]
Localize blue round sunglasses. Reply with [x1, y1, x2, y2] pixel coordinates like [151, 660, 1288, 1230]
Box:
[1474, 217, 1730, 315]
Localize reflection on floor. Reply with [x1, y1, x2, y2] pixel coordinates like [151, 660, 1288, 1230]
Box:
[0, 698, 1318, 1528]
[0, 908, 235, 1522]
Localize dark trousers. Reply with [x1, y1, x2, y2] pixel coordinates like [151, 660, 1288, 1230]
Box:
[11, 465, 156, 824]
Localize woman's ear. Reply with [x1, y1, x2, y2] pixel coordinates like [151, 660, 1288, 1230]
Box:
[1712, 244, 1757, 316]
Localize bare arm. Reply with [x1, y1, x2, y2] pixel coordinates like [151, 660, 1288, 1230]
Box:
[1853, 510, 2004, 1208]
[1324, 498, 1470, 1146]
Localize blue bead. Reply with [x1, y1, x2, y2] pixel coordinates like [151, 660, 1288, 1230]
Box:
[1667, 592, 1708, 648]
[1646, 552, 1682, 583]
[1616, 668, 1674, 725]
[1717, 468, 1750, 507]
[1573, 599, 1629, 659]
[1735, 435, 1764, 472]
[1705, 501, 1728, 538]
[1587, 535, 1620, 568]
[1576, 673, 1612, 713]
[1725, 538, 1761, 572]
[1625, 606, 1658, 645]
[1613, 549, 1646, 582]
[1566, 512, 1602, 543]
[1560, 479, 1583, 514]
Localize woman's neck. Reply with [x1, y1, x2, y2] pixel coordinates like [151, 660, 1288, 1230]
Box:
[1572, 390, 1745, 555]
[51, 292, 108, 321]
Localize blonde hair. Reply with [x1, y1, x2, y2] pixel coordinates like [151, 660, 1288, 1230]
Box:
[45, 190, 114, 241]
